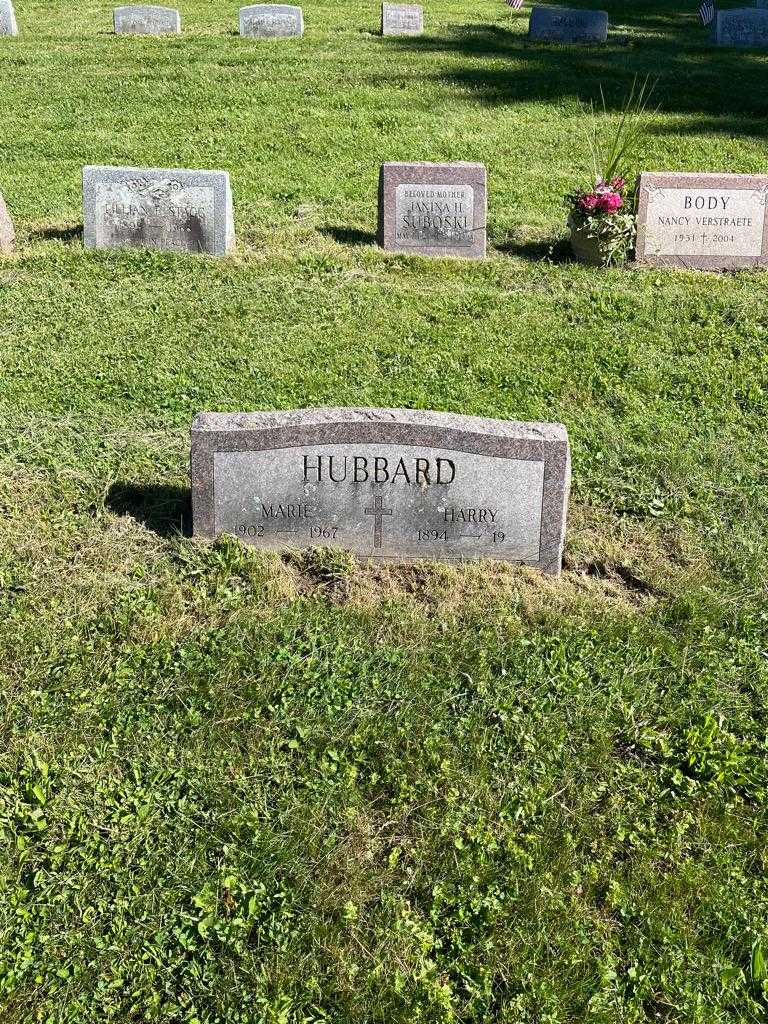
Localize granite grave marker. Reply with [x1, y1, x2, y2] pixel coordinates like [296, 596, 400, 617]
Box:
[83, 166, 235, 256]
[528, 5, 608, 43]
[712, 7, 768, 47]
[0, 0, 18, 36]
[378, 162, 487, 260]
[0, 192, 14, 254]
[191, 408, 571, 575]
[635, 172, 768, 270]
[381, 3, 423, 36]
[239, 4, 304, 37]
[114, 6, 181, 34]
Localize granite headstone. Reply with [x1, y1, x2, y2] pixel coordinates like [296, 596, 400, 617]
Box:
[378, 162, 487, 260]
[528, 5, 608, 42]
[712, 7, 768, 47]
[0, 0, 18, 35]
[239, 4, 304, 37]
[635, 172, 768, 270]
[0, 192, 14, 254]
[381, 3, 423, 35]
[191, 408, 570, 575]
[114, 6, 181, 34]
[83, 166, 235, 256]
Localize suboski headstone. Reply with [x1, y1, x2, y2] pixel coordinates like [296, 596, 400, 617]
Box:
[239, 4, 304, 37]
[191, 408, 571, 575]
[82, 166, 235, 256]
[712, 7, 768, 47]
[528, 5, 608, 42]
[114, 6, 181, 34]
[381, 3, 423, 35]
[378, 162, 487, 260]
[0, 192, 14, 253]
[635, 172, 768, 271]
[0, 0, 18, 35]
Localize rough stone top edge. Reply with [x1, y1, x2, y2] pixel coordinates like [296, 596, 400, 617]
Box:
[114, 5, 180, 12]
[83, 165, 230, 180]
[383, 3, 423, 8]
[382, 161, 486, 171]
[638, 170, 768, 183]
[192, 409, 569, 444]
[531, 4, 608, 13]
[240, 4, 303, 11]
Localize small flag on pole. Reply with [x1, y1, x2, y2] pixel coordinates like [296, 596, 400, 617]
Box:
[506, 0, 524, 8]
[699, 0, 715, 26]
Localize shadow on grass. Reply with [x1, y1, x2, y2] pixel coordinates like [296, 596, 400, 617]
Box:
[320, 225, 377, 247]
[31, 224, 83, 244]
[497, 233, 574, 264]
[107, 482, 191, 538]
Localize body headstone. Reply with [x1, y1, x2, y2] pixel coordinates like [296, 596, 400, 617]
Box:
[114, 6, 181, 34]
[712, 7, 768, 47]
[635, 172, 768, 271]
[0, 0, 18, 36]
[378, 162, 487, 260]
[239, 4, 304, 37]
[0, 192, 14, 253]
[528, 5, 608, 43]
[381, 3, 423, 36]
[82, 166, 235, 256]
[191, 409, 570, 575]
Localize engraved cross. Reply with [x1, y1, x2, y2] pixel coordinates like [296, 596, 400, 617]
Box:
[365, 495, 393, 549]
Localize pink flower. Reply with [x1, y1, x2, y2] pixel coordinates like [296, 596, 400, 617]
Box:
[610, 176, 626, 191]
[578, 193, 600, 213]
[597, 191, 623, 214]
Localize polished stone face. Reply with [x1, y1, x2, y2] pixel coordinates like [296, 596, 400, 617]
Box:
[394, 184, 475, 249]
[82, 166, 235, 256]
[528, 5, 608, 42]
[191, 409, 571, 574]
[0, 0, 18, 35]
[381, 3, 423, 36]
[239, 5, 304, 37]
[713, 8, 768, 47]
[113, 6, 181, 34]
[635, 172, 768, 270]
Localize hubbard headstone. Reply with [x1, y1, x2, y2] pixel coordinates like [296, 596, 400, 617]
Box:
[378, 162, 487, 260]
[635, 172, 768, 271]
[381, 3, 423, 35]
[0, 0, 18, 35]
[239, 4, 304, 37]
[83, 166, 235, 256]
[114, 6, 181, 34]
[191, 408, 571, 575]
[528, 5, 608, 43]
[712, 7, 768, 47]
[0, 192, 14, 253]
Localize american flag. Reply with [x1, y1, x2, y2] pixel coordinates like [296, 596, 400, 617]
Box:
[699, 0, 715, 26]
[506, 0, 524, 8]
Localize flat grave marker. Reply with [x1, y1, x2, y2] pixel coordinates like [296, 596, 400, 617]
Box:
[712, 7, 768, 46]
[379, 162, 487, 260]
[528, 5, 608, 43]
[381, 3, 423, 35]
[0, 0, 18, 35]
[114, 6, 181, 34]
[0, 192, 14, 253]
[191, 408, 571, 575]
[239, 4, 304, 37]
[635, 172, 768, 270]
[83, 166, 235, 256]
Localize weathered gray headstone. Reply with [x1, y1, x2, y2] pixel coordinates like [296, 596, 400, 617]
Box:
[0, 0, 18, 36]
[712, 7, 768, 47]
[528, 5, 608, 42]
[82, 166, 235, 256]
[635, 172, 768, 270]
[239, 4, 303, 37]
[0, 192, 14, 254]
[378, 162, 487, 260]
[191, 408, 570, 575]
[114, 6, 181, 34]
[381, 3, 423, 36]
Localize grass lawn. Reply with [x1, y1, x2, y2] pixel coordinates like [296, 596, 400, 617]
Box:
[1, 1, 768, 1020]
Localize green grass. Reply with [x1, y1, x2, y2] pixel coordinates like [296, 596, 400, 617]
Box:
[1, 1, 768, 1021]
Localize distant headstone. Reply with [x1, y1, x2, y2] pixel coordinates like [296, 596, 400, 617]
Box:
[239, 4, 303, 37]
[0, 0, 18, 35]
[712, 7, 768, 47]
[82, 166, 235, 256]
[0, 192, 14, 253]
[191, 408, 571, 575]
[528, 5, 608, 42]
[635, 172, 768, 271]
[114, 6, 181, 34]
[381, 3, 423, 35]
[378, 162, 487, 260]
